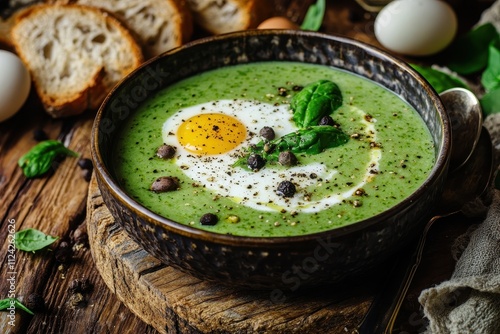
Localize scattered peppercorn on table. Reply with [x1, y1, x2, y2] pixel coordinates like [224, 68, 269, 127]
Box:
[0, 1, 492, 333]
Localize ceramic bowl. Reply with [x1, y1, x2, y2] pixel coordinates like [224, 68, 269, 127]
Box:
[91, 30, 451, 290]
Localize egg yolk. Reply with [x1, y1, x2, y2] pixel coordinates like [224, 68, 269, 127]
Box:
[177, 113, 247, 155]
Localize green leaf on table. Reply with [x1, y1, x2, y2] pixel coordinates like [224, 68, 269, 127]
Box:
[445, 23, 499, 75]
[233, 126, 349, 168]
[411, 64, 469, 93]
[18, 139, 79, 178]
[300, 0, 326, 31]
[0, 298, 34, 315]
[480, 86, 500, 116]
[291, 79, 343, 127]
[14, 228, 58, 252]
[481, 39, 500, 92]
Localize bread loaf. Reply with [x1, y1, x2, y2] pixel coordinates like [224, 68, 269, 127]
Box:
[186, 0, 271, 34]
[11, 4, 143, 117]
[72, 0, 193, 58]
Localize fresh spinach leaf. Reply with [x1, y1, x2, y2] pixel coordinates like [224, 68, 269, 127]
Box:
[445, 23, 499, 75]
[291, 79, 342, 127]
[411, 64, 469, 93]
[234, 126, 349, 167]
[481, 39, 500, 92]
[15, 228, 58, 252]
[18, 140, 79, 178]
[481, 86, 500, 116]
[300, 0, 326, 31]
[0, 298, 34, 315]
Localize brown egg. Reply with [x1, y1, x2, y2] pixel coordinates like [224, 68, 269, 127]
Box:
[257, 16, 300, 30]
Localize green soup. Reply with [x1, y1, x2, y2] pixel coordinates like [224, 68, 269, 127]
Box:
[113, 61, 435, 237]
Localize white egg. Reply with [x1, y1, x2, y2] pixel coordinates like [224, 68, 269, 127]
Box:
[163, 99, 381, 213]
[374, 0, 457, 56]
[0, 50, 31, 122]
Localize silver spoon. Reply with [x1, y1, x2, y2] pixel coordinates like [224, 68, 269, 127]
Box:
[442, 87, 483, 171]
[358, 88, 493, 334]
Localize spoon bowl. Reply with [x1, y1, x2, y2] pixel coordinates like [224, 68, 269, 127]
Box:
[441, 87, 483, 171]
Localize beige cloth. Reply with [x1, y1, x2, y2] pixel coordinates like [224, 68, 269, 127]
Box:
[419, 190, 500, 334]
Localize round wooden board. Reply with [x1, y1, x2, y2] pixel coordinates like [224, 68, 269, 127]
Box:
[87, 174, 378, 334]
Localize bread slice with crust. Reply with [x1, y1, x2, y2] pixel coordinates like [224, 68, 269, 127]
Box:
[71, 0, 193, 58]
[186, 0, 272, 35]
[10, 4, 143, 117]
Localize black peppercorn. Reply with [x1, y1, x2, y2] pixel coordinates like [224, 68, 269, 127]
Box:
[318, 115, 335, 126]
[55, 241, 73, 263]
[150, 176, 180, 192]
[33, 129, 48, 141]
[247, 154, 266, 171]
[77, 158, 93, 170]
[156, 144, 176, 159]
[82, 169, 92, 182]
[259, 126, 275, 140]
[25, 293, 45, 312]
[200, 213, 218, 226]
[278, 151, 297, 166]
[276, 180, 296, 197]
[72, 224, 88, 245]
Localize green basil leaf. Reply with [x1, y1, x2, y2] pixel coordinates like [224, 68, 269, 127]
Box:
[18, 140, 79, 178]
[234, 126, 349, 167]
[15, 228, 58, 252]
[411, 64, 469, 93]
[291, 79, 342, 128]
[481, 39, 500, 92]
[445, 23, 499, 75]
[480, 86, 500, 116]
[0, 298, 34, 315]
[300, 0, 326, 31]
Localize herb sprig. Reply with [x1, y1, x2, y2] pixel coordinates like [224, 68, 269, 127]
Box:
[15, 228, 58, 252]
[18, 140, 79, 178]
[301, 0, 326, 31]
[412, 23, 500, 116]
[0, 298, 34, 315]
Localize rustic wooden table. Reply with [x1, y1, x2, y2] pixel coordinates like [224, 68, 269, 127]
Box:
[0, 0, 492, 333]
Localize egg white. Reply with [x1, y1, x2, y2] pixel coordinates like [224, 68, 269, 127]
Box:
[162, 99, 380, 213]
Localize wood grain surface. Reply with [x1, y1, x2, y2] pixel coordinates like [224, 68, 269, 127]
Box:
[0, 0, 492, 333]
[87, 174, 382, 334]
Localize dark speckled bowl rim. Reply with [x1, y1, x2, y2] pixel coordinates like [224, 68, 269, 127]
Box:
[92, 29, 451, 247]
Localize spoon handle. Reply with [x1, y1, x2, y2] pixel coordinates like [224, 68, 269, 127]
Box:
[357, 213, 455, 334]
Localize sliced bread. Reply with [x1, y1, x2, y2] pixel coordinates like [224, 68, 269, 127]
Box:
[11, 4, 143, 117]
[72, 0, 193, 58]
[186, 0, 272, 35]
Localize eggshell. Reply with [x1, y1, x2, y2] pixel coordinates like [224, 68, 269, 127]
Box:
[374, 0, 457, 56]
[0, 50, 31, 122]
[257, 17, 300, 30]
